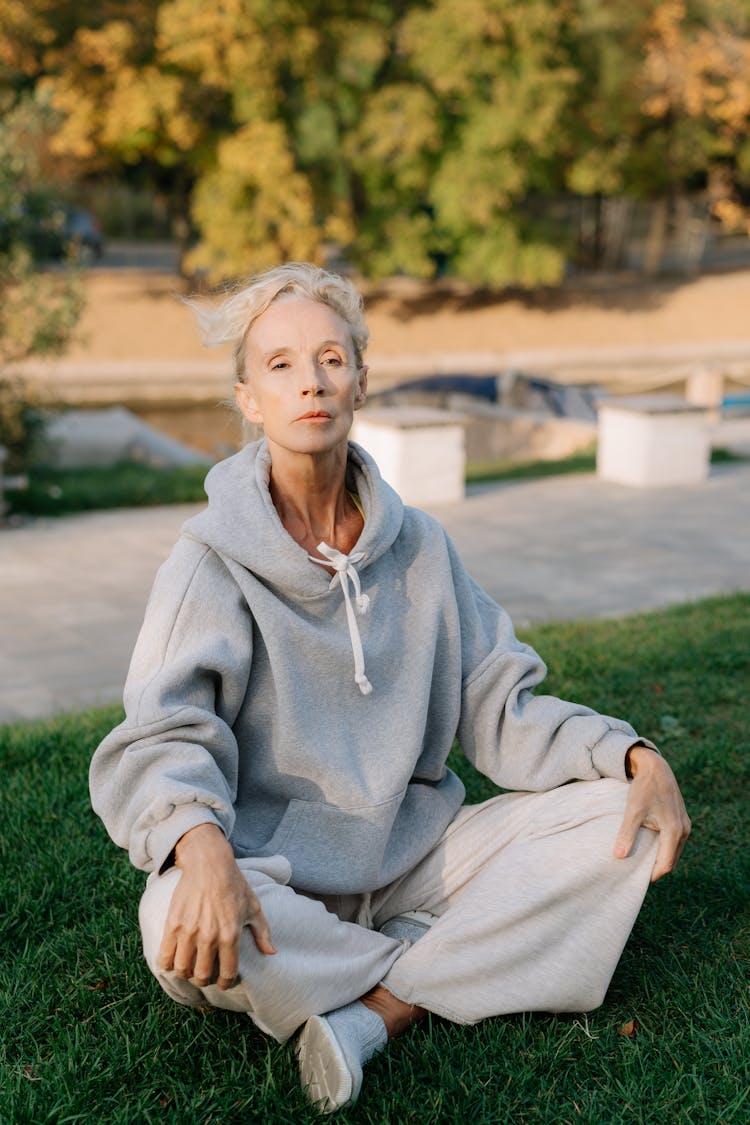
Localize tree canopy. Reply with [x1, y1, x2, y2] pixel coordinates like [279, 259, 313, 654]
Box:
[0, 90, 84, 472]
[0, 93, 83, 366]
[6, 0, 750, 285]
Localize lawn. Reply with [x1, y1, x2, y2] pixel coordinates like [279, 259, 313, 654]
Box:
[7, 448, 744, 517]
[5, 462, 210, 517]
[1, 595, 748, 1124]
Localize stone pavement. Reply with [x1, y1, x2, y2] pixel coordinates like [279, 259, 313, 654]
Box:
[1, 461, 749, 725]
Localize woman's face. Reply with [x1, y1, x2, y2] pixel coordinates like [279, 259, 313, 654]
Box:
[235, 296, 367, 459]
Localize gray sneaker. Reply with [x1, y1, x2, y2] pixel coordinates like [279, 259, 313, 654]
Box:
[379, 909, 438, 944]
[296, 1014, 361, 1114]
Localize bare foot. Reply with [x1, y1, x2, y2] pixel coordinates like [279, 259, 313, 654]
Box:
[361, 984, 426, 1039]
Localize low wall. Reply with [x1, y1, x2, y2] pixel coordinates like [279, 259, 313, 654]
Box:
[454, 401, 597, 463]
[365, 393, 597, 464]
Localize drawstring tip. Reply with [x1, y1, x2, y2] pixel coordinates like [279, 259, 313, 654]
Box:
[356, 676, 373, 696]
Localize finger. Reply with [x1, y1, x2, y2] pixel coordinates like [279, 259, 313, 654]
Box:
[241, 887, 276, 955]
[171, 932, 198, 980]
[248, 907, 276, 956]
[650, 836, 678, 882]
[214, 922, 241, 990]
[215, 962, 238, 991]
[613, 805, 641, 860]
[192, 939, 221, 988]
[157, 930, 177, 973]
[650, 821, 690, 882]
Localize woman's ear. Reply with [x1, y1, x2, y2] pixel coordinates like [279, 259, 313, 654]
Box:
[353, 365, 368, 410]
[234, 381, 263, 425]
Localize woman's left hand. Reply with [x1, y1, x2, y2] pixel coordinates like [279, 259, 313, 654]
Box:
[613, 744, 691, 881]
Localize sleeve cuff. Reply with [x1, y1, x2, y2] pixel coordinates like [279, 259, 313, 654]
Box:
[144, 804, 228, 876]
[591, 730, 660, 782]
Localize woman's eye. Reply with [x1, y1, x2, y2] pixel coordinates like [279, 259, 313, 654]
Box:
[270, 360, 290, 371]
[323, 356, 343, 366]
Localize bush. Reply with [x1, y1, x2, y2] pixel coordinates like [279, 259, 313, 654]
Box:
[0, 375, 51, 474]
[0, 96, 84, 471]
[5, 461, 209, 516]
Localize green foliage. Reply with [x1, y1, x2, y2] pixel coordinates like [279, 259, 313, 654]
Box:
[10, 0, 750, 284]
[0, 96, 84, 472]
[1, 596, 748, 1122]
[0, 247, 82, 366]
[0, 99, 84, 360]
[467, 448, 598, 485]
[0, 95, 84, 475]
[0, 375, 49, 474]
[7, 447, 745, 517]
[6, 461, 209, 515]
[466, 444, 746, 486]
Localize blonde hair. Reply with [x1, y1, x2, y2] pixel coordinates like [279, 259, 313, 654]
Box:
[188, 262, 369, 383]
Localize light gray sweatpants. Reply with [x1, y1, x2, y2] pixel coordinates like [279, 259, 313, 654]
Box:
[139, 779, 657, 1042]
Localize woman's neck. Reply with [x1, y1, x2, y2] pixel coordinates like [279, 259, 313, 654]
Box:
[266, 441, 362, 558]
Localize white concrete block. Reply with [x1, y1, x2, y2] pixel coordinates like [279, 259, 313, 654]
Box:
[686, 368, 724, 410]
[352, 406, 466, 506]
[597, 395, 710, 487]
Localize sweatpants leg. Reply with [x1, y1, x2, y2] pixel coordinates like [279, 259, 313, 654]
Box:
[138, 856, 403, 1043]
[374, 778, 657, 1024]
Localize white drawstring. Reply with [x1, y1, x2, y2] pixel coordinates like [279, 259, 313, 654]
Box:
[308, 542, 373, 695]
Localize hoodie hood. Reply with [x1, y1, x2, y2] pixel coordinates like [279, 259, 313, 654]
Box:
[183, 439, 404, 602]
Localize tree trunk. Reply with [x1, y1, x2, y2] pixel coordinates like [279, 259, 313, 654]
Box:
[643, 197, 669, 276]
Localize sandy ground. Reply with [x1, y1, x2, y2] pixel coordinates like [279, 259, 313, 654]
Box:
[67, 266, 750, 364]
[24, 263, 750, 456]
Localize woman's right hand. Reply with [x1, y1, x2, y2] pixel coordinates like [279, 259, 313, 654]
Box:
[157, 822, 276, 990]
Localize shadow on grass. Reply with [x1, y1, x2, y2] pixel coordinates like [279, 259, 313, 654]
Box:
[1, 595, 748, 1123]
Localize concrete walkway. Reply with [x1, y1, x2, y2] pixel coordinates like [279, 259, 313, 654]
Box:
[1, 461, 749, 724]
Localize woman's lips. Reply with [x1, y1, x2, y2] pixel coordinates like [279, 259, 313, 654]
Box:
[295, 411, 333, 421]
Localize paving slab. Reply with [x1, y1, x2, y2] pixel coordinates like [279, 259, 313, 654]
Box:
[1, 462, 749, 725]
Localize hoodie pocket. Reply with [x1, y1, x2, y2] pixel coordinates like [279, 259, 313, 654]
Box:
[261, 793, 406, 894]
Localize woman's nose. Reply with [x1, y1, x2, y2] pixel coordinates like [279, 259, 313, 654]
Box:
[301, 361, 325, 395]
[301, 380, 323, 396]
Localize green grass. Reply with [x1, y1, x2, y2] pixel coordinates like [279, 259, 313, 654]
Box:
[6, 462, 209, 516]
[465, 445, 745, 487]
[1, 595, 748, 1123]
[6, 447, 747, 517]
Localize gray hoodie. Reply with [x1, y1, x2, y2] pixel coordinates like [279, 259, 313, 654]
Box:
[90, 439, 647, 893]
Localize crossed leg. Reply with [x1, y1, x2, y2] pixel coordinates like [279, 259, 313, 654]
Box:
[374, 779, 658, 1021]
[139, 779, 656, 1037]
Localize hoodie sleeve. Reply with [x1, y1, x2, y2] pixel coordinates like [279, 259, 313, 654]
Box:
[89, 538, 254, 874]
[448, 536, 657, 790]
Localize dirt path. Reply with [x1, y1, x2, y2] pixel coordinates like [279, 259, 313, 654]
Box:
[69, 266, 750, 364]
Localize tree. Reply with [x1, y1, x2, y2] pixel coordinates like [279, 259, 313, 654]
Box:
[17, 0, 616, 284]
[26, 0, 750, 287]
[38, 0, 375, 273]
[0, 0, 56, 89]
[0, 94, 84, 470]
[349, 0, 581, 284]
[639, 0, 750, 231]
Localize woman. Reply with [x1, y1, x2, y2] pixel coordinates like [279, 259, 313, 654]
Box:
[90, 263, 690, 1114]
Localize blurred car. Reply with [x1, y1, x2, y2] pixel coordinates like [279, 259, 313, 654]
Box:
[0, 198, 104, 264]
[60, 206, 104, 262]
